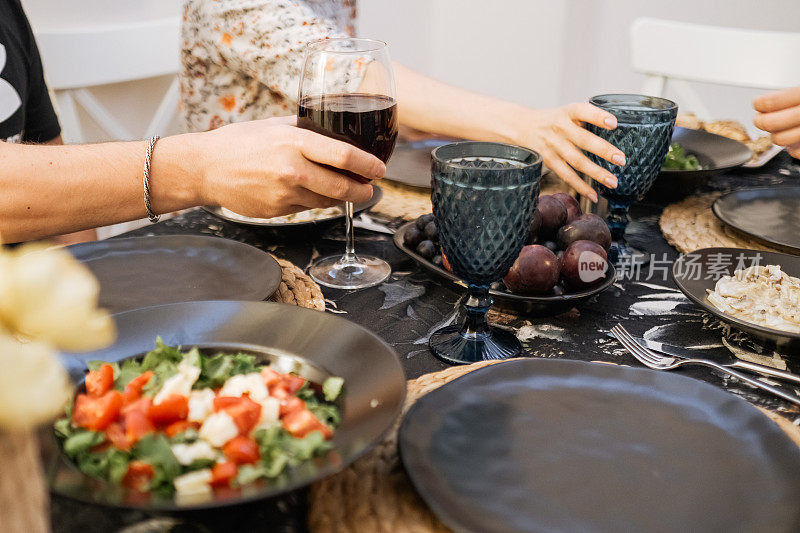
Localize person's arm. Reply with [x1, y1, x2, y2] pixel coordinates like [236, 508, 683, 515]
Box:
[0, 116, 384, 243]
[753, 86, 800, 159]
[391, 65, 622, 201]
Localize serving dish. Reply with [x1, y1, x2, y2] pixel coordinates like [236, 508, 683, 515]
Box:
[69, 235, 281, 314]
[672, 247, 800, 352]
[394, 222, 615, 316]
[48, 300, 406, 511]
[400, 358, 800, 532]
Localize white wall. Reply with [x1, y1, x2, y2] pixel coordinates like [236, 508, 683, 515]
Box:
[360, 0, 800, 135]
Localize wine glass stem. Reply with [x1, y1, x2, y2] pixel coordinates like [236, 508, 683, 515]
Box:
[460, 286, 493, 339]
[342, 201, 356, 264]
[606, 202, 630, 243]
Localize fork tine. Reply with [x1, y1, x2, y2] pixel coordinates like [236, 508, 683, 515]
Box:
[612, 325, 663, 367]
[615, 325, 669, 366]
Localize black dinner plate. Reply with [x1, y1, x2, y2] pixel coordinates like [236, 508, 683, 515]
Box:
[672, 247, 800, 352]
[399, 358, 800, 533]
[204, 185, 382, 240]
[69, 235, 281, 314]
[712, 187, 800, 255]
[47, 300, 406, 511]
[650, 127, 752, 198]
[393, 222, 615, 316]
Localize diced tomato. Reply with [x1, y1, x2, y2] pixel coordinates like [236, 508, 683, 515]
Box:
[85, 364, 114, 397]
[122, 396, 151, 414]
[280, 375, 306, 394]
[215, 396, 262, 435]
[122, 461, 154, 491]
[222, 436, 260, 465]
[279, 396, 305, 417]
[260, 367, 281, 389]
[164, 420, 200, 438]
[106, 422, 132, 451]
[72, 391, 123, 431]
[124, 410, 155, 443]
[148, 394, 189, 426]
[210, 461, 238, 487]
[282, 408, 333, 440]
[270, 386, 290, 401]
[122, 371, 153, 403]
[91, 441, 111, 453]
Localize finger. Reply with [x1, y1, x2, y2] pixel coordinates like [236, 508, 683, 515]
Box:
[544, 154, 598, 202]
[271, 115, 298, 126]
[754, 87, 800, 113]
[549, 135, 618, 189]
[771, 125, 800, 147]
[300, 160, 375, 203]
[566, 123, 626, 166]
[291, 189, 342, 210]
[567, 102, 618, 130]
[295, 129, 386, 180]
[787, 144, 800, 159]
[753, 106, 800, 133]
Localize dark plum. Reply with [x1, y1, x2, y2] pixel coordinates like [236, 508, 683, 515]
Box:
[528, 209, 543, 244]
[432, 254, 443, 267]
[415, 213, 434, 231]
[536, 195, 568, 240]
[560, 240, 608, 289]
[557, 214, 612, 251]
[404, 226, 425, 249]
[503, 245, 560, 295]
[543, 241, 558, 252]
[424, 221, 438, 242]
[551, 192, 582, 223]
[416, 240, 436, 259]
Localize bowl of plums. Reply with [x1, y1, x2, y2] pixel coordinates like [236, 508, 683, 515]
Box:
[394, 193, 616, 316]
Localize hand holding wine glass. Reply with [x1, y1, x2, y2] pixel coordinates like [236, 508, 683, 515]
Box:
[297, 38, 398, 289]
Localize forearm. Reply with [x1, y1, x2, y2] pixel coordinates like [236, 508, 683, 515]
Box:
[393, 63, 529, 143]
[0, 135, 201, 243]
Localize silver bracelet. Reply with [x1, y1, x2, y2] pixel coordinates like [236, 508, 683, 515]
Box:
[143, 135, 161, 223]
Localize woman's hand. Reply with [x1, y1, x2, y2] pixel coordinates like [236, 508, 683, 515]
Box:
[193, 116, 385, 218]
[753, 86, 800, 159]
[515, 103, 624, 202]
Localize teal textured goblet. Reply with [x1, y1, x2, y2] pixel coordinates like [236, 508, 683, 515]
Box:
[586, 94, 677, 266]
[429, 142, 541, 365]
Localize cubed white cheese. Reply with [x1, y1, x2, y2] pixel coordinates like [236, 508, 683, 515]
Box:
[154, 358, 201, 405]
[219, 373, 268, 402]
[171, 441, 218, 466]
[174, 469, 213, 503]
[188, 389, 216, 422]
[199, 411, 238, 447]
[258, 396, 280, 426]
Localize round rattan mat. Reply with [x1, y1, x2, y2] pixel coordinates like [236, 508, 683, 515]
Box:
[308, 359, 800, 533]
[270, 257, 325, 311]
[659, 193, 782, 254]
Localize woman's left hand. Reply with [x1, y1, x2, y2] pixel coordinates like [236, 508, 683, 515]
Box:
[753, 86, 800, 159]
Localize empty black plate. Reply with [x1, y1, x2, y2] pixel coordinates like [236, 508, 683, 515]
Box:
[69, 235, 281, 313]
[49, 300, 406, 511]
[673, 247, 800, 352]
[399, 359, 800, 533]
[713, 187, 800, 255]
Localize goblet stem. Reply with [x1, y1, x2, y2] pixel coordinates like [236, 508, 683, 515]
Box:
[460, 286, 492, 339]
[342, 201, 356, 263]
[606, 201, 630, 242]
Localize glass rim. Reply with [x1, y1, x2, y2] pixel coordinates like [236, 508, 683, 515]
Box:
[431, 141, 542, 170]
[589, 93, 678, 113]
[305, 37, 388, 54]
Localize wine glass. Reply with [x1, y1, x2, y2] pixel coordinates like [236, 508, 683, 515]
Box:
[297, 38, 398, 289]
[585, 94, 677, 266]
[429, 142, 541, 364]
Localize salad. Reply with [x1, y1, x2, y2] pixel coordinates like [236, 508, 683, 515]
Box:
[54, 339, 343, 501]
[662, 143, 702, 171]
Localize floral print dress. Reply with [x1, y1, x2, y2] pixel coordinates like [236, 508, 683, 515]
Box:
[180, 0, 357, 133]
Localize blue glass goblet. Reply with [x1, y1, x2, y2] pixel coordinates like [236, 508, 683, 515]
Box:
[429, 142, 541, 365]
[586, 94, 677, 266]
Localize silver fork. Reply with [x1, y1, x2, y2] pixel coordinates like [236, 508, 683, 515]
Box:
[611, 324, 800, 407]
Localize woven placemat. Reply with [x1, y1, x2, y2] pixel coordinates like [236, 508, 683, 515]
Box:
[308, 359, 800, 533]
[270, 257, 326, 311]
[660, 193, 781, 254]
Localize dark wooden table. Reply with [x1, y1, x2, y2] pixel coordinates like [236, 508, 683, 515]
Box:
[52, 152, 800, 532]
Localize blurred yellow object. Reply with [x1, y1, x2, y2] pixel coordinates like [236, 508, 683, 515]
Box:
[0, 243, 115, 430]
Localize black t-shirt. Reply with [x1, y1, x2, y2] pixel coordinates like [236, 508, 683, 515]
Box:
[0, 0, 60, 143]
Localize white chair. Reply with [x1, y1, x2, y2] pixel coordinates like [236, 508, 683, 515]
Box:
[34, 17, 181, 143]
[630, 17, 800, 121]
